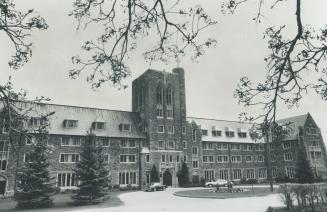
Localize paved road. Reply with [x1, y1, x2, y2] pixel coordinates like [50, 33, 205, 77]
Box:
[78, 187, 283, 212]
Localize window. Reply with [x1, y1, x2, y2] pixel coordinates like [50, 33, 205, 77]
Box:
[169, 155, 173, 162]
[225, 131, 235, 137]
[0, 140, 9, 151]
[168, 126, 174, 134]
[245, 169, 255, 179]
[257, 155, 264, 162]
[271, 167, 277, 178]
[61, 137, 81, 146]
[168, 140, 175, 149]
[183, 155, 187, 162]
[259, 144, 264, 151]
[161, 154, 166, 162]
[233, 169, 242, 180]
[217, 155, 229, 163]
[306, 127, 318, 135]
[29, 117, 46, 127]
[259, 168, 267, 179]
[156, 86, 163, 105]
[157, 105, 163, 117]
[203, 155, 214, 163]
[183, 141, 187, 149]
[25, 137, 34, 145]
[159, 140, 164, 148]
[270, 153, 276, 162]
[157, 125, 164, 133]
[286, 167, 295, 179]
[120, 124, 131, 132]
[182, 126, 186, 134]
[192, 147, 198, 155]
[205, 170, 215, 181]
[0, 152, 8, 170]
[24, 153, 33, 163]
[63, 120, 78, 128]
[202, 130, 208, 136]
[92, 122, 106, 130]
[59, 153, 79, 163]
[230, 144, 240, 150]
[238, 132, 247, 138]
[245, 155, 252, 163]
[192, 160, 199, 169]
[103, 154, 110, 163]
[231, 155, 242, 163]
[284, 153, 293, 161]
[176, 155, 180, 162]
[202, 142, 214, 150]
[282, 141, 291, 149]
[146, 154, 150, 163]
[166, 87, 173, 106]
[222, 144, 228, 150]
[57, 173, 77, 187]
[217, 144, 222, 150]
[192, 129, 197, 142]
[218, 170, 229, 180]
[269, 143, 274, 150]
[120, 154, 136, 163]
[309, 140, 319, 147]
[120, 140, 136, 148]
[100, 138, 110, 147]
[119, 172, 137, 185]
[212, 130, 222, 137]
[166, 107, 173, 119]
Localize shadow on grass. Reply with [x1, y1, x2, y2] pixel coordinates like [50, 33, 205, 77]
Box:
[0, 191, 126, 212]
[174, 187, 277, 199]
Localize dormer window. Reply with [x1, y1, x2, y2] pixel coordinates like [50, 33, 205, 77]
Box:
[119, 123, 131, 132]
[238, 132, 247, 138]
[92, 122, 106, 130]
[29, 117, 46, 127]
[63, 120, 78, 128]
[212, 130, 222, 137]
[226, 131, 235, 137]
[202, 129, 208, 136]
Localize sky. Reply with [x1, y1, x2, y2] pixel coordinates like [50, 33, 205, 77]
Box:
[1, 0, 327, 142]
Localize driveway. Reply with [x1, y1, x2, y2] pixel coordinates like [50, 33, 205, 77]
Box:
[78, 187, 283, 212]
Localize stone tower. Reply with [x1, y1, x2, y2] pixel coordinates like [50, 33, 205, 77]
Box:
[132, 68, 188, 187]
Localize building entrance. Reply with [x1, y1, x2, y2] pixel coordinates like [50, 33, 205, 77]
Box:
[0, 176, 6, 195]
[163, 170, 172, 187]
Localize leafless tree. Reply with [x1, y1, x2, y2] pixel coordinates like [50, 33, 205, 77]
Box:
[69, 0, 217, 89]
[222, 0, 327, 128]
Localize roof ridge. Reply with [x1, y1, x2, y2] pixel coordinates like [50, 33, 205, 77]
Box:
[15, 100, 136, 114]
[187, 116, 253, 124]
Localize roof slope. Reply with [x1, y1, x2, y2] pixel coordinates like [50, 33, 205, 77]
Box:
[276, 113, 309, 140]
[15, 102, 146, 138]
[187, 117, 262, 143]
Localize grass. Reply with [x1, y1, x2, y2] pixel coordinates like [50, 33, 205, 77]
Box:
[174, 187, 277, 199]
[0, 191, 125, 212]
[268, 205, 327, 212]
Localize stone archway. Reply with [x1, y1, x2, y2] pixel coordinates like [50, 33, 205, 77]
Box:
[0, 175, 6, 195]
[163, 170, 172, 187]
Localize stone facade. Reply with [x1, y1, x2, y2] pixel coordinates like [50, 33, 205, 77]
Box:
[0, 67, 326, 196]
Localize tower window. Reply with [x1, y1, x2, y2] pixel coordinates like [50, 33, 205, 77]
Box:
[166, 87, 173, 106]
[156, 86, 163, 105]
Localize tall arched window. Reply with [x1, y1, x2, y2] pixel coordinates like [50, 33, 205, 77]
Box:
[166, 87, 173, 106]
[156, 85, 163, 105]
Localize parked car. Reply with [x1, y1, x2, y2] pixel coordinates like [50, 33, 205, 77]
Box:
[205, 179, 233, 187]
[149, 182, 167, 191]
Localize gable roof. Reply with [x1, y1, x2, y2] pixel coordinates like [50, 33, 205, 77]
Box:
[276, 113, 309, 140]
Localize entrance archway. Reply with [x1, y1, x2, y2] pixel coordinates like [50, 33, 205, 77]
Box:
[0, 175, 6, 195]
[163, 170, 172, 187]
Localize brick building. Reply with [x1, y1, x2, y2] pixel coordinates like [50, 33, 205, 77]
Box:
[0, 67, 326, 195]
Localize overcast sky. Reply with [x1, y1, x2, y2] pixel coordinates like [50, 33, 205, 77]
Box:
[1, 0, 327, 142]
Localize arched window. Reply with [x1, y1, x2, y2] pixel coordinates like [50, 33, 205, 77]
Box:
[166, 87, 173, 106]
[156, 85, 163, 105]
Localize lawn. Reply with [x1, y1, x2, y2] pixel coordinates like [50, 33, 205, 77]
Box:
[0, 191, 124, 212]
[174, 187, 277, 199]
